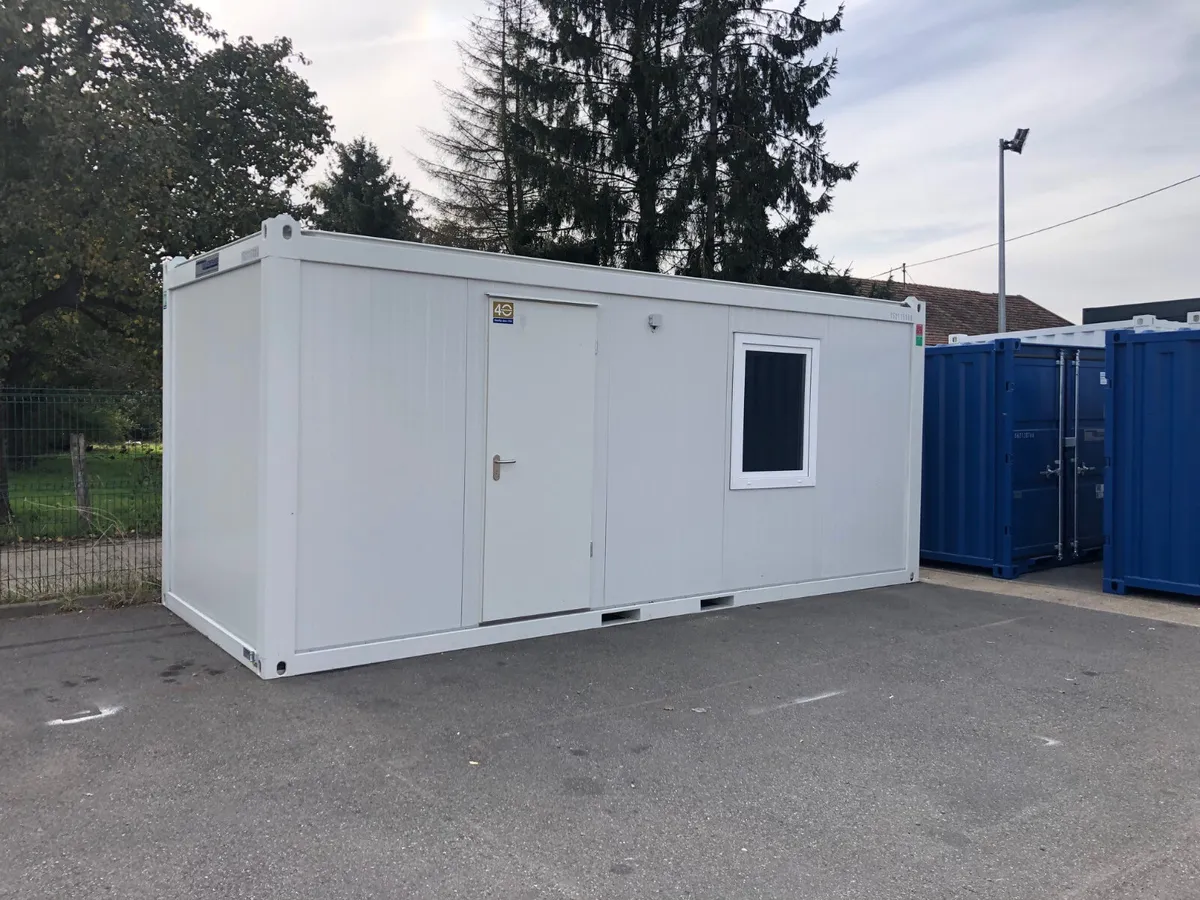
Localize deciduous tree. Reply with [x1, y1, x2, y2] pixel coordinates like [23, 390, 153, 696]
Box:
[0, 0, 331, 518]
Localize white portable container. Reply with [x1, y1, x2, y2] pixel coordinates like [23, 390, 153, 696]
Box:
[947, 313, 1200, 348]
[163, 215, 927, 678]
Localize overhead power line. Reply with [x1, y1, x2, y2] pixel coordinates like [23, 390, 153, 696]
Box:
[868, 171, 1200, 281]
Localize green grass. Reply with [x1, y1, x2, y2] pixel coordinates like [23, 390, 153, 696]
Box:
[0, 577, 162, 607]
[1, 445, 162, 543]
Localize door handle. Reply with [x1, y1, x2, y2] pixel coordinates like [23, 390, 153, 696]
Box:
[1076, 462, 1095, 475]
[492, 455, 516, 481]
[1040, 462, 1061, 478]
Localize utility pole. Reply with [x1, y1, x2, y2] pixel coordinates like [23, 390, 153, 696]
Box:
[998, 128, 1029, 332]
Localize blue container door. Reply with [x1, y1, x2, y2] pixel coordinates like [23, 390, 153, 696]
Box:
[1006, 347, 1064, 564]
[1065, 350, 1105, 556]
[920, 347, 1001, 567]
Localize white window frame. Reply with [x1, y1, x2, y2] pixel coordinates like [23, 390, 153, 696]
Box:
[730, 333, 820, 490]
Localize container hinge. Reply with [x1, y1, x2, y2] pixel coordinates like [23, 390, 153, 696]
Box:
[241, 646, 263, 672]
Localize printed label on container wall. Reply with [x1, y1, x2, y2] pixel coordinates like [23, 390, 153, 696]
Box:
[492, 300, 514, 324]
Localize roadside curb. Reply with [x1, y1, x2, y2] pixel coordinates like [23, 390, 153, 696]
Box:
[0, 595, 116, 621]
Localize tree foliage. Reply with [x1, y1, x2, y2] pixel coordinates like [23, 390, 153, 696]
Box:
[423, 0, 855, 284]
[681, 0, 856, 284]
[310, 137, 421, 240]
[420, 0, 552, 255]
[0, 0, 331, 390]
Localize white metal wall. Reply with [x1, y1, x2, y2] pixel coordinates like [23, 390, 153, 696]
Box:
[284, 272, 919, 645]
[293, 263, 470, 651]
[456, 280, 916, 620]
[169, 265, 262, 647]
[164, 219, 924, 674]
[598, 298, 730, 605]
[722, 308, 911, 587]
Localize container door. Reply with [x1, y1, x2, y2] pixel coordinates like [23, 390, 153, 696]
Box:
[482, 298, 597, 623]
[1008, 349, 1064, 562]
[1067, 350, 1106, 556]
[921, 348, 999, 567]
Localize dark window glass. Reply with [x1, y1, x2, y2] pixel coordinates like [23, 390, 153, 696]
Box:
[742, 350, 806, 472]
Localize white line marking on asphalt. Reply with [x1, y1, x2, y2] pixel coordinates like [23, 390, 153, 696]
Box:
[973, 616, 1027, 630]
[46, 706, 121, 727]
[749, 689, 846, 716]
[1035, 735, 1062, 747]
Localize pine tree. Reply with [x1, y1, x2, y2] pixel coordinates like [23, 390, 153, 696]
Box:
[531, 0, 694, 271]
[424, 0, 854, 281]
[420, 0, 543, 253]
[681, 0, 856, 284]
[310, 137, 421, 240]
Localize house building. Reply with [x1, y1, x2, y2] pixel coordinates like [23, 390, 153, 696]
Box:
[851, 278, 1070, 344]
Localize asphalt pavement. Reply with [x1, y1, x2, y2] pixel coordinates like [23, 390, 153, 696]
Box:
[1, 582, 1198, 899]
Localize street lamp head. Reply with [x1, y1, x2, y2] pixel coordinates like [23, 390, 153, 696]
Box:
[1003, 127, 1030, 154]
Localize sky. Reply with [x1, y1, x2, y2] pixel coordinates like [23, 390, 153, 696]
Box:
[193, 0, 1200, 323]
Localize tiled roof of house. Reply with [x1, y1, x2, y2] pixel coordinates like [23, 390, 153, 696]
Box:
[849, 278, 1072, 344]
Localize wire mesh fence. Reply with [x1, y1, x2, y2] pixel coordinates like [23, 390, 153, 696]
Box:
[0, 388, 162, 602]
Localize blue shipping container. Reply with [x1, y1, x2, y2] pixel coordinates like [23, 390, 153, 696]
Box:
[1104, 328, 1200, 597]
[923, 340, 1105, 578]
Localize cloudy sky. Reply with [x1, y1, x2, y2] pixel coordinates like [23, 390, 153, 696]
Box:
[195, 0, 1199, 322]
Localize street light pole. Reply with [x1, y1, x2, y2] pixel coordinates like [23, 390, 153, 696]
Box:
[997, 128, 1029, 333]
[998, 138, 1007, 333]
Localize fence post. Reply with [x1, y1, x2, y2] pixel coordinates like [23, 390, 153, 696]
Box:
[70, 432, 92, 529]
[0, 391, 11, 524]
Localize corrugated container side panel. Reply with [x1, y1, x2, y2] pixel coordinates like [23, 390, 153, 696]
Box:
[921, 346, 998, 566]
[1171, 343, 1200, 584]
[1005, 343, 1065, 564]
[1072, 350, 1107, 553]
[1102, 345, 1118, 587]
[1105, 330, 1200, 596]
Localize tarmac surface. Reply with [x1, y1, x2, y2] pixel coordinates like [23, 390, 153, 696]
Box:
[2, 581, 1198, 899]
